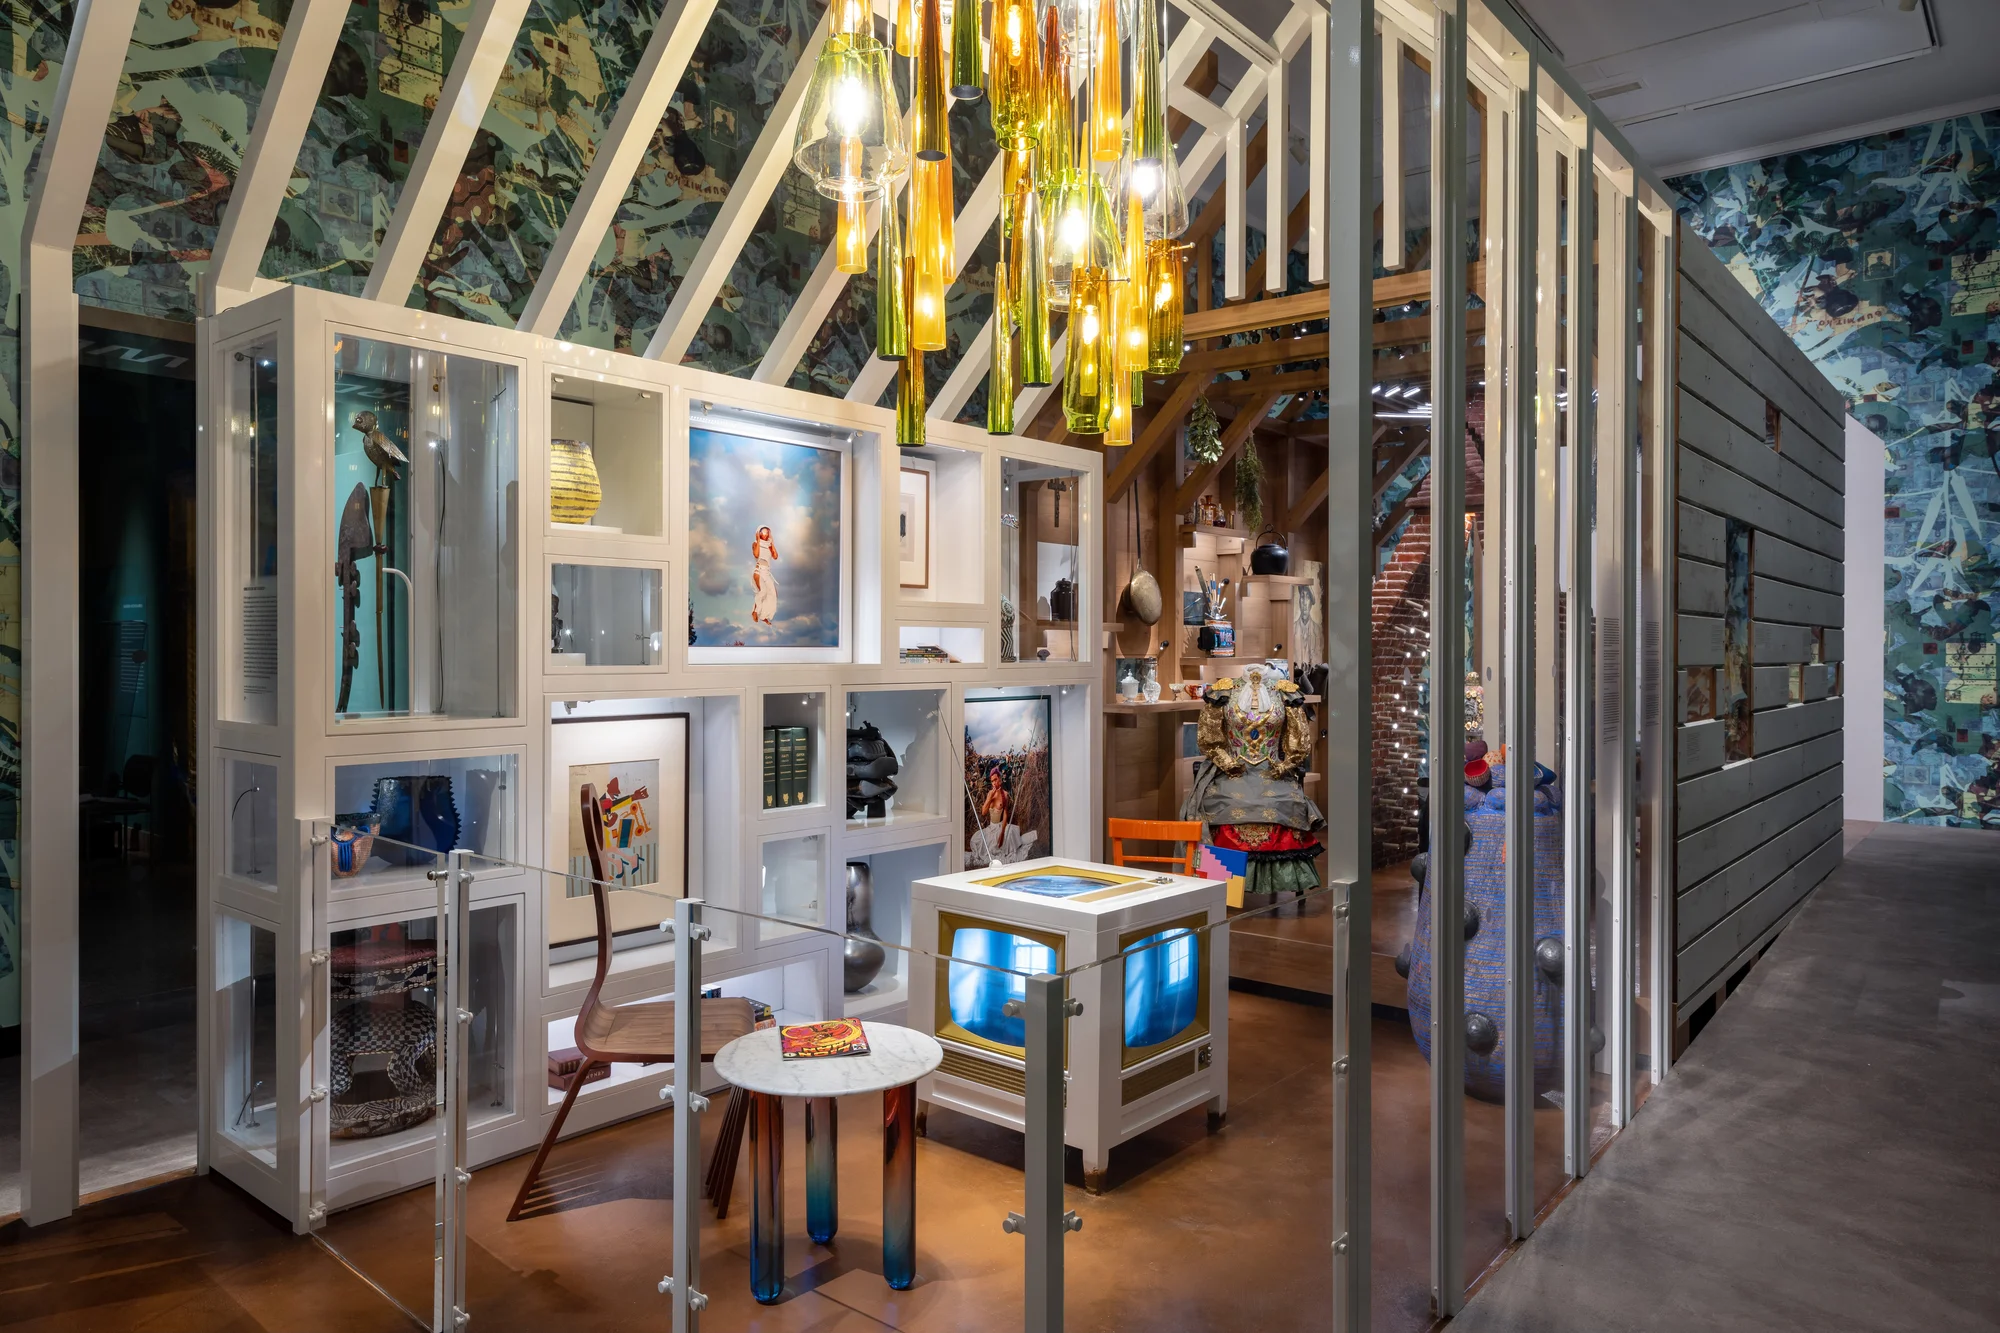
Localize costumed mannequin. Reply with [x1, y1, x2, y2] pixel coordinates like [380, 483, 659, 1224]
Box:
[1181, 664, 1323, 901]
[750, 526, 779, 625]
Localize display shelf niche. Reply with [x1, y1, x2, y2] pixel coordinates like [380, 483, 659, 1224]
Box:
[548, 375, 664, 539]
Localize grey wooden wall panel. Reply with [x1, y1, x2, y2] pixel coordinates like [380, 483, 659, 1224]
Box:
[1679, 450, 1841, 559]
[1679, 719, 1725, 777]
[1753, 575, 1843, 627]
[1679, 332, 1775, 442]
[1754, 697, 1842, 750]
[1754, 532, 1843, 594]
[1680, 615, 1724, 665]
[1754, 622, 1816, 663]
[1679, 392, 1845, 527]
[1677, 797, 1843, 948]
[1677, 765, 1843, 891]
[1679, 283, 1845, 459]
[1803, 663, 1837, 701]
[1680, 505, 1725, 562]
[1752, 664, 1794, 704]
[1823, 628, 1844, 662]
[1681, 558, 1725, 614]
[1774, 412, 1846, 493]
[1676, 731, 1842, 835]
[1677, 231, 1849, 429]
[1677, 829, 1843, 1005]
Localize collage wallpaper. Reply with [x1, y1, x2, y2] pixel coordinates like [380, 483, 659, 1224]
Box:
[1672, 109, 2000, 827]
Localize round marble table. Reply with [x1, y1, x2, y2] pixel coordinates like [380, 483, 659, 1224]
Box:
[714, 1023, 943, 1302]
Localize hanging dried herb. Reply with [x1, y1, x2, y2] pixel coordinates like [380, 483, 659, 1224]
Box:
[1186, 397, 1222, 464]
[1234, 437, 1265, 533]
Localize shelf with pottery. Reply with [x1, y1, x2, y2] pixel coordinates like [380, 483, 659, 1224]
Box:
[546, 372, 667, 544]
[834, 843, 942, 1028]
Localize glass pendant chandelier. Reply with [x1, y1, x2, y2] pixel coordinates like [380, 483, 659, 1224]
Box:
[793, 30, 906, 277]
[1064, 264, 1111, 433]
[988, 258, 1016, 434]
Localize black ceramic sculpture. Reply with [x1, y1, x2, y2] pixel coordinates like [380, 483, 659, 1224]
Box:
[847, 721, 900, 819]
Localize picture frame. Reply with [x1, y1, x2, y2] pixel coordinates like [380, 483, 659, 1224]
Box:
[686, 409, 851, 664]
[963, 694, 1054, 866]
[899, 463, 932, 589]
[547, 712, 691, 948]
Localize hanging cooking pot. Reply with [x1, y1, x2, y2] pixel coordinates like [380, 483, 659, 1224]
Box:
[1250, 529, 1290, 575]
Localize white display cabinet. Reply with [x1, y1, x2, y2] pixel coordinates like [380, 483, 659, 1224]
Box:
[843, 685, 951, 840]
[198, 282, 1101, 1235]
[908, 860, 1228, 1194]
[839, 841, 946, 1026]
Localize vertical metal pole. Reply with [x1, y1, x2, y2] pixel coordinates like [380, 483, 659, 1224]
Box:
[1650, 222, 1679, 1082]
[307, 824, 331, 1236]
[1021, 972, 1068, 1333]
[671, 896, 708, 1332]
[429, 855, 450, 1331]
[447, 850, 471, 1328]
[1428, 0, 1468, 1316]
[1563, 127, 1597, 1181]
[1608, 193, 1639, 1130]
[1502, 66, 1539, 1243]
[1323, 3, 1376, 1328]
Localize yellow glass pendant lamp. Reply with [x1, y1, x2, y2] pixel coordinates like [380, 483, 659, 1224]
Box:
[1122, 184, 1150, 372]
[1036, 2, 1072, 196]
[1063, 264, 1111, 434]
[1089, 0, 1122, 162]
[1145, 236, 1185, 372]
[913, 0, 950, 162]
[895, 0, 916, 56]
[794, 34, 906, 279]
[989, 0, 1041, 149]
[909, 158, 951, 351]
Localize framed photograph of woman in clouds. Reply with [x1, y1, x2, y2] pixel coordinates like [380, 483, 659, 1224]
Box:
[686, 411, 850, 663]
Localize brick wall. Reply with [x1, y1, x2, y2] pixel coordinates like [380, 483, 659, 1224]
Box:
[1372, 509, 1431, 867]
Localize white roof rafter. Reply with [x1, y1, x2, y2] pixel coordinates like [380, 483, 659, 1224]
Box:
[364, 0, 535, 304]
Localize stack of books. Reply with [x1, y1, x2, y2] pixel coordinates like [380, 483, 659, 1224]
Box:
[762, 725, 812, 809]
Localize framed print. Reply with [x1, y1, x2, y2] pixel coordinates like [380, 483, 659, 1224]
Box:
[687, 416, 849, 663]
[899, 463, 932, 588]
[548, 712, 690, 947]
[963, 694, 1053, 865]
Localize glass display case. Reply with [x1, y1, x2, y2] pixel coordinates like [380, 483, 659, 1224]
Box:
[548, 562, 665, 667]
[843, 687, 947, 829]
[548, 376, 664, 537]
[214, 913, 279, 1167]
[760, 831, 828, 939]
[331, 753, 519, 873]
[895, 443, 984, 604]
[898, 624, 985, 665]
[331, 335, 518, 721]
[221, 336, 280, 726]
[224, 756, 279, 887]
[761, 690, 826, 814]
[1001, 456, 1088, 662]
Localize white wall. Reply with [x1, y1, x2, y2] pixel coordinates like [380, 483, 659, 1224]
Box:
[1843, 415, 1885, 823]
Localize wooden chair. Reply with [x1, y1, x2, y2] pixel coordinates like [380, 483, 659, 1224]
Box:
[508, 783, 756, 1222]
[1107, 818, 1204, 875]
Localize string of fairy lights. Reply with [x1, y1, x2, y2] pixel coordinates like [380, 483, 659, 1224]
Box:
[792, 0, 1193, 446]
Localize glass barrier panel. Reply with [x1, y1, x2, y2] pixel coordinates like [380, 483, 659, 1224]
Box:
[548, 562, 665, 667]
[1053, 883, 1339, 1327]
[309, 827, 454, 1330]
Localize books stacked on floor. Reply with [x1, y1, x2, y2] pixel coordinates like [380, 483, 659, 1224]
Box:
[762, 725, 811, 809]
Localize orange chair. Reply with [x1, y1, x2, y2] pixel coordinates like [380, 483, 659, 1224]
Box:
[1107, 818, 1204, 875]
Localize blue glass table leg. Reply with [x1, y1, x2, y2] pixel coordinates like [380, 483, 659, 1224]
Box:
[749, 1092, 785, 1303]
[883, 1083, 916, 1289]
[805, 1096, 838, 1244]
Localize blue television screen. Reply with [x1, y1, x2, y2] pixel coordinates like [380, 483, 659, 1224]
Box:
[947, 927, 1058, 1048]
[1123, 928, 1199, 1049]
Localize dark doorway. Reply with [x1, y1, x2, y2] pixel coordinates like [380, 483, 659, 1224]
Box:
[74, 315, 198, 1196]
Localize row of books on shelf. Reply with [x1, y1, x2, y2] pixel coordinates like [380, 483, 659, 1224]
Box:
[762, 725, 812, 810]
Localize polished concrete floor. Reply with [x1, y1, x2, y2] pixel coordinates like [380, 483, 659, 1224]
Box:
[1453, 822, 2000, 1332]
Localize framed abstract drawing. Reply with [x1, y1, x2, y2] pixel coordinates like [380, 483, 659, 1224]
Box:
[899, 463, 932, 589]
[686, 408, 851, 664]
[547, 712, 690, 948]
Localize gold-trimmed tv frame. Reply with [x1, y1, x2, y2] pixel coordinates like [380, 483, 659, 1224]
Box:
[967, 864, 1159, 904]
[1117, 912, 1212, 1070]
[933, 910, 1069, 1065]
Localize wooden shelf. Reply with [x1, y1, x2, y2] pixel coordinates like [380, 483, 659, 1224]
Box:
[1103, 698, 1206, 715]
[1178, 521, 1249, 547]
[1242, 573, 1312, 585]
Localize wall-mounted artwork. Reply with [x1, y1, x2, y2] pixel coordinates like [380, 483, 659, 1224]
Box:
[964, 695, 1053, 866]
[549, 713, 690, 947]
[687, 423, 845, 659]
[899, 464, 932, 588]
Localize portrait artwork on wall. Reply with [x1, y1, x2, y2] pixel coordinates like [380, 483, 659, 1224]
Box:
[963, 695, 1054, 866]
[899, 463, 932, 588]
[548, 713, 691, 947]
[687, 421, 846, 660]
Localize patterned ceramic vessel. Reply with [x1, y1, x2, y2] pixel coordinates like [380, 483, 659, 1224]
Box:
[549, 437, 602, 525]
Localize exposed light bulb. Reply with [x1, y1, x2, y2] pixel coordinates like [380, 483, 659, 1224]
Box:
[833, 76, 868, 134]
[1060, 207, 1086, 250]
[1132, 162, 1161, 199]
[1080, 309, 1100, 342]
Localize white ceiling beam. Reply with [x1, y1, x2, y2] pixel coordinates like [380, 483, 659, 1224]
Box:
[1169, 0, 1277, 65]
[1169, 84, 1231, 132]
[1307, 12, 1326, 283]
[207, 0, 349, 309]
[1223, 106, 1247, 301]
[1263, 4, 1315, 293]
[364, 0, 535, 303]
[642, 5, 827, 360]
[518, 0, 723, 336]
[19, 0, 146, 1228]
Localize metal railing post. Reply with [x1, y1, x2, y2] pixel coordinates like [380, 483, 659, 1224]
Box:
[665, 897, 710, 1331]
[446, 849, 471, 1328]
[1008, 972, 1077, 1332]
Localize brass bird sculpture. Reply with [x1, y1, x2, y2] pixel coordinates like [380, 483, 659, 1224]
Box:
[352, 410, 409, 487]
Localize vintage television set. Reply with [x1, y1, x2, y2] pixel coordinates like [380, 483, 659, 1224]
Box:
[909, 859, 1228, 1192]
